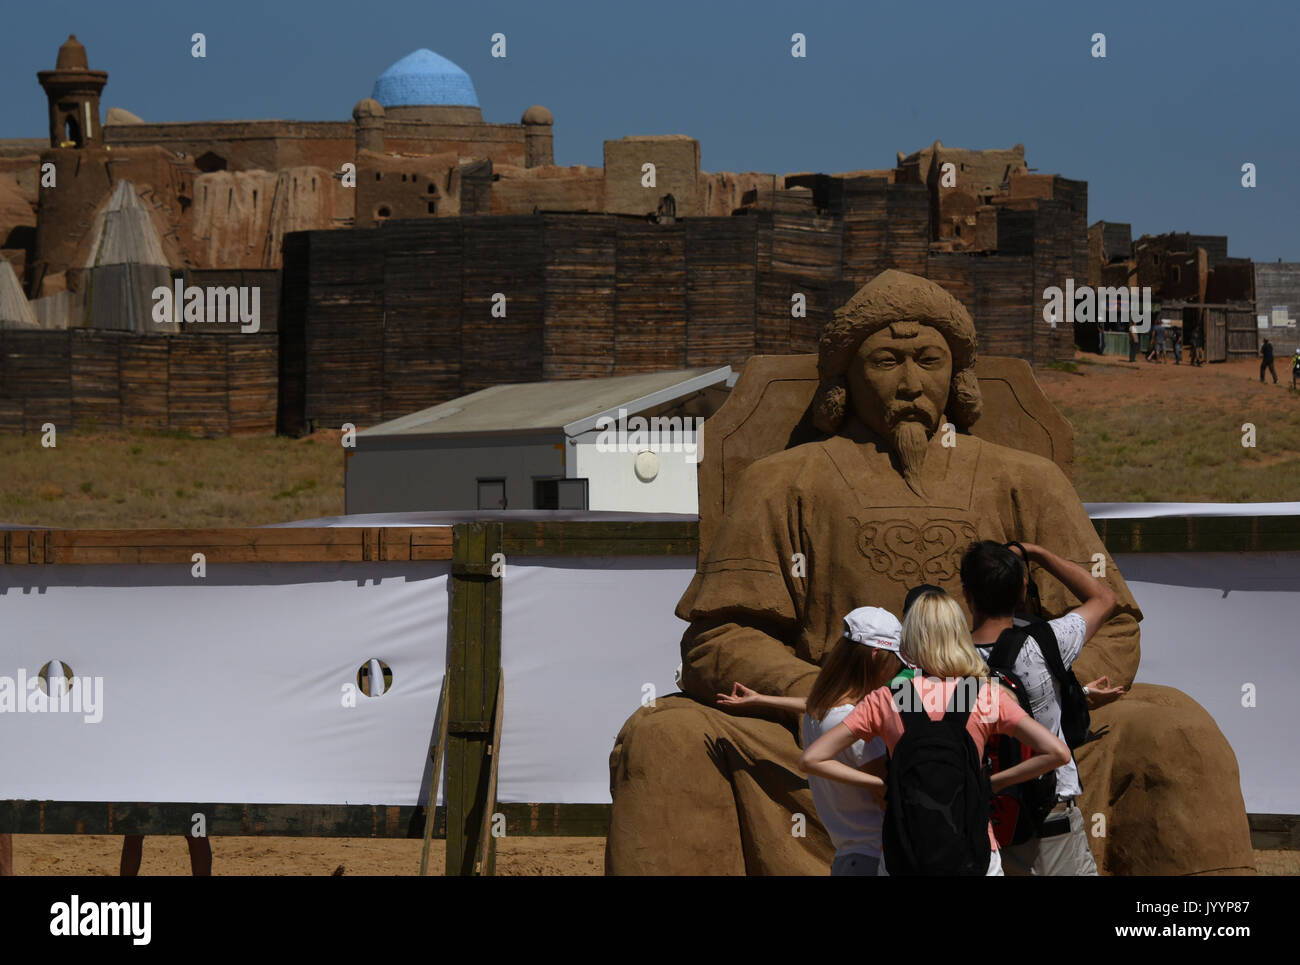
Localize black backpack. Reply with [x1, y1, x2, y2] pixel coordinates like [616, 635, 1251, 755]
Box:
[999, 615, 1091, 749]
[983, 649, 1057, 847]
[983, 617, 1091, 845]
[882, 676, 992, 876]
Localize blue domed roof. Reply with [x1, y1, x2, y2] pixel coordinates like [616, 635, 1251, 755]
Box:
[371, 49, 479, 108]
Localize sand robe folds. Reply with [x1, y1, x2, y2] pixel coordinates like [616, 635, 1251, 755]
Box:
[606, 422, 1255, 875]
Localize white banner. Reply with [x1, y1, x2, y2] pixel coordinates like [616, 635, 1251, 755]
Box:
[498, 558, 689, 804]
[497, 553, 1300, 813]
[0, 563, 449, 806]
[1117, 552, 1300, 815]
[2, 550, 1296, 815]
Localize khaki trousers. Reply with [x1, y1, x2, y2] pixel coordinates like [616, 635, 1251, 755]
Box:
[1001, 804, 1099, 876]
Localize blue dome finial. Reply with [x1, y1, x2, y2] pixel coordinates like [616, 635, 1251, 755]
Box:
[371, 49, 479, 108]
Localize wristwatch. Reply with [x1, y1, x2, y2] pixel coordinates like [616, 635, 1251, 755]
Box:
[1082, 685, 1091, 697]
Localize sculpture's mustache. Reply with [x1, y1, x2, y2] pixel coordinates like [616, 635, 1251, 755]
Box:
[884, 401, 938, 431]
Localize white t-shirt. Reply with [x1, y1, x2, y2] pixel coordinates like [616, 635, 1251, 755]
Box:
[976, 613, 1087, 798]
[800, 704, 887, 859]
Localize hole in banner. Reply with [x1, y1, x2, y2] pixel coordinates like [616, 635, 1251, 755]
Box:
[38, 659, 75, 695]
[357, 659, 393, 697]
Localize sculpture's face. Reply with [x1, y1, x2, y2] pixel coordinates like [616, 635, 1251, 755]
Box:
[847, 322, 953, 441]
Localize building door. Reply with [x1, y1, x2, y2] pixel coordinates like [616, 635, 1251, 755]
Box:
[477, 478, 506, 510]
[1226, 308, 1258, 360]
[1206, 308, 1228, 363]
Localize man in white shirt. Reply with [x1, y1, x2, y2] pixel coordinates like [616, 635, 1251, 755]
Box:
[962, 539, 1124, 875]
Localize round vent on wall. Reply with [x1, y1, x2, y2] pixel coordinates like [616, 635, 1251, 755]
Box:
[634, 450, 659, 482]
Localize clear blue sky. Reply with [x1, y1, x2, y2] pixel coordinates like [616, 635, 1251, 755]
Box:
[4, 0, 1295, 260]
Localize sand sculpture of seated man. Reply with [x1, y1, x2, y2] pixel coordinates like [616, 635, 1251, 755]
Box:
[606, 270, 1254, 876]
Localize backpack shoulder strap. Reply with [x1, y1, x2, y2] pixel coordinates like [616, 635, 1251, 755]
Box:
[892, 676, 932, 730]
[986, 624, 1029, 670]
[1021, 617, 1071, 685]
[941, 677, 979, 735]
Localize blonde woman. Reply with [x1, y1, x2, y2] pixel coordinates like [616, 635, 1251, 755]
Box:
[800, 590, 1069, 876]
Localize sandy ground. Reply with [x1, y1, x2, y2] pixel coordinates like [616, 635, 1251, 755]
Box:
[9, 834, 1296, 876]
[11, 834, 606, 876]
[1035, 351, 1292, 412]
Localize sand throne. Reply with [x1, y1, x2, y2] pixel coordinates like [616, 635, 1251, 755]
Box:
[697, 354, 1075, 560]
[609, 352, 1255, 877]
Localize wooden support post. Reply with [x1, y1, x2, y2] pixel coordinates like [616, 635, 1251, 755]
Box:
[418, 679, 450, 876]
[473, 676, 505, 875]
[444, 522, 503, 876]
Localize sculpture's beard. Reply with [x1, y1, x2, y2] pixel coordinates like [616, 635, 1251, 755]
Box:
[890, 418, 932, 500]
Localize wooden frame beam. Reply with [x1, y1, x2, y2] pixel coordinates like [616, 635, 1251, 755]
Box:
[0, 801, 439, 838]
[1092, 515, 1300, 554]
[501, 520, 698, 557]
[473, 677, 505, 875]
[444, 522, 503, 875]
[5, 517, 1300, 564]
[0, 527, 454, 565]
[418, 680, 451, 875]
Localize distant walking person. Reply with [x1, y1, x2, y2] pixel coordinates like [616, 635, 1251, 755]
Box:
[1128, 324, 1139, 362]
[1153, 323, 1167, 363]
[1261, 337, 1278, 384]
[1172, 325, 1183, 364]
[1292, 349, 1300, 389]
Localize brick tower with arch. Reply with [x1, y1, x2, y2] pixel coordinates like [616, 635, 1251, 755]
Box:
[37, 34, 108, 148]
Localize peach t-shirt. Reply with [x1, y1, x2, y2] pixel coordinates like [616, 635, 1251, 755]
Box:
[841, 676, 1028, 850]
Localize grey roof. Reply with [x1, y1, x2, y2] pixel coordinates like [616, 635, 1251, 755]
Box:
[265, 510, 698, 527]
[0, 260, 37, 328]
[359, 367, 731, 439]
[81, 180, 170, 268]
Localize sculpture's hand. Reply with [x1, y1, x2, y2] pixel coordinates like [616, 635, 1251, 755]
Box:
[680, 622, 821, 704]
[716, 683, 808, 716]
[715, 682, 763, 710]
[1083, 675, 1126, 708]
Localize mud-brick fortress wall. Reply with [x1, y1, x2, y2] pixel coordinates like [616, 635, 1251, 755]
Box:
[101, 116, 534, 178]
[104, 121, 355, 175]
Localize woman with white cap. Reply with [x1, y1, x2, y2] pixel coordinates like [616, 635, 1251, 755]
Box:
[717, 604, 913, 875]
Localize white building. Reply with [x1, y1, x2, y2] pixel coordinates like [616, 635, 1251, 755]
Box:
[345, 367, 733, 513]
